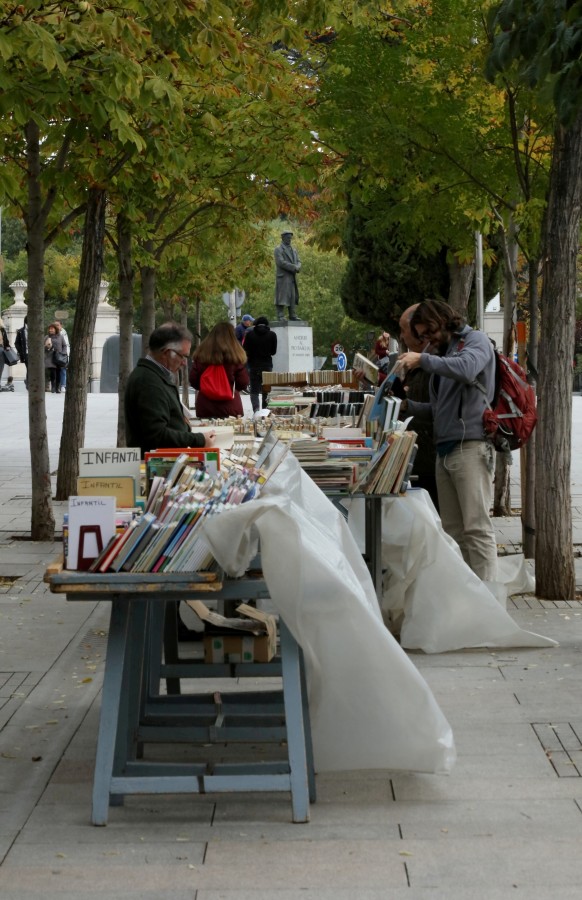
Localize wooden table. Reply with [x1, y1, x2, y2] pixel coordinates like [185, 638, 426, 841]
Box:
[45, 564, 316, 825]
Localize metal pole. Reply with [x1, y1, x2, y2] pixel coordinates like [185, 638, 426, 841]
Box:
[229, 290, 236, 325]
[475, 231, 484, 331]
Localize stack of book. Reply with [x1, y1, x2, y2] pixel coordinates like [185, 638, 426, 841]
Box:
[300, 461, 358, 492]
[288, 438, 330, 464]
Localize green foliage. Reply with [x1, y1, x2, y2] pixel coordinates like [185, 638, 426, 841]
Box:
[340, 204, 450, 331]
[2, 245, 80, 318]
[0, 214, 25, 258]
[487, 1, 582, 126]
[313, 1, 553, 273]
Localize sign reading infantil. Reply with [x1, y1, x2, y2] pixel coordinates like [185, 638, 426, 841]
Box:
[79, 447, 141, 485]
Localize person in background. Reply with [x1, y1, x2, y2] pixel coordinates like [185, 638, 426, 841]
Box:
[235, 314, 254, 344]
[15, 316, 29, 390]
[189, 321, 249, 419]
[397, 306, 439, 511]
[124, 322, 214, 458]
[44, 323, 66, 393]
[243, 315, 278, 417]
[398, 299, 497, 581]
[54, 320, 69, 390]
[374, 331, 391, 361]
[235, 313, 254, 393]
[0, 317, 12, 390]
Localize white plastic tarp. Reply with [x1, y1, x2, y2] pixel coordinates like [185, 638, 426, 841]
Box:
[202, 454, 455, 775]
[343, 489, 556, 654]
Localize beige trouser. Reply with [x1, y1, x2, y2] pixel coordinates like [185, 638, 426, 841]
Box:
[436, 440, 497, 582]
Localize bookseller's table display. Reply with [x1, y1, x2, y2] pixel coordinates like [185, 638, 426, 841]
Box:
[47, 454, 457, 826]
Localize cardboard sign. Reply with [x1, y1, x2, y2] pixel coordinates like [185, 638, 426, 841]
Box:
[77, 476, 135, 508]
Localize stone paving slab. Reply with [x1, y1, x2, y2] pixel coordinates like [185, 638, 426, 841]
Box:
[403, 837, 582, 889]
[1, 392, 582, 897]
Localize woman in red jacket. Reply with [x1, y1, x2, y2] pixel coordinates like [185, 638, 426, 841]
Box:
[189, 322, 250, 418]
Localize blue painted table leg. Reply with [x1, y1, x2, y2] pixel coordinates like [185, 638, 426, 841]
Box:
[163, 601, 181, 695]
[280, 620, 311, 823]
[147, 601, 165, 701]
[113, 599, 148, 772]
[298, 644, 317, 803]
[92, 598, 130, 826]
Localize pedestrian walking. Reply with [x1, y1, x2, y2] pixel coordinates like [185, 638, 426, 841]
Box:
[0, 317, 16, 392]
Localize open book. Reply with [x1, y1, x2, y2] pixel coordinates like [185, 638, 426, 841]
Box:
[353, 352, 379, 385]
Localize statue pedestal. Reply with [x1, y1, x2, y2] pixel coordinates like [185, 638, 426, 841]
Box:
[270, 320, 313, 373]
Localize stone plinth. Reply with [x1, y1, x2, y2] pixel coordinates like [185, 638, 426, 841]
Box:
[270, 320, 313, 374]
[90, 281, 120, 392]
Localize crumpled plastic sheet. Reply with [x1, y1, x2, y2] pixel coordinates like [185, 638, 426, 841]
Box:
[344, 488, 556, 654]
[202, 454, 456, 775]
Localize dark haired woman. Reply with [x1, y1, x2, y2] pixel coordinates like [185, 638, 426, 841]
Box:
[189, 321, 249, 418]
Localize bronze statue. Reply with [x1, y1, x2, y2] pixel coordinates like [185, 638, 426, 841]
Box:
[274, 231, 301, 321]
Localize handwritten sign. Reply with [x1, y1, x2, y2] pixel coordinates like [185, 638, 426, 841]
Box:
[77, 476, 135, 508]
[67, 496, 116, 570]
[79, 447, 141, 485]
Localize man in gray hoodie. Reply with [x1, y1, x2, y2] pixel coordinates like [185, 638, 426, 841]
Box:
[398, 299, 497, 582]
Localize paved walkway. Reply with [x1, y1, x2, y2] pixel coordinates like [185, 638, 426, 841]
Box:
[1, 391, 582, 899]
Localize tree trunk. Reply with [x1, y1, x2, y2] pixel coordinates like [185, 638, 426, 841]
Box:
[535, 111, 582, 600]
[56, 188, 106, 500]
[140, 218, 156, 352]
[180, 300, 190, 406]
[502, 225, 517, 358]
[448, 258, 475, 319]
[140, 260, 156, 354]
[493, 222, 518, 514]
[195, 296, 202, 348]
[25, 120, 55, 540]
[522, 257, 540, 559]
[116, 212, 134, 447]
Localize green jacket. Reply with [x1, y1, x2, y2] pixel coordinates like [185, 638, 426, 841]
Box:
[125, 358, 205, 458]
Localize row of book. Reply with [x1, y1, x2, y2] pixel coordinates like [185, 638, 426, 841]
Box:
[263, 369, 358, 387]
[352, 430, 418, 495]
[85, 442, 285, 574]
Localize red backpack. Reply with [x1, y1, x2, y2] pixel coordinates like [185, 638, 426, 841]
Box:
[476, 350, 537, 452]
[199, 365, 234, 402]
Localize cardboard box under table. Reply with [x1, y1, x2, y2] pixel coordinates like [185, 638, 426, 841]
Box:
[187, 599, 276, 664]
[44, 562, 315, 824]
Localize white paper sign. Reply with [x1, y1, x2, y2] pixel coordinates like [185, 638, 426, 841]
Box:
[79, 447, 141, 485]
[67, 495, 116, 570]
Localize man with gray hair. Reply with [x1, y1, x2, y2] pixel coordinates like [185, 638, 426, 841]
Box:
[124, 322, 214, 457]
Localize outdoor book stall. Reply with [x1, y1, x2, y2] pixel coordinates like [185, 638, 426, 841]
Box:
[45, 422, 457, 825]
